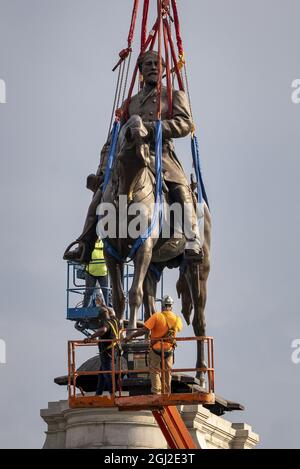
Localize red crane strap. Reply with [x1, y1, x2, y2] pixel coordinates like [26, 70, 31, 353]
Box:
[156, 0, 163, 119]
[171, 0, 184, 57]
[128, 0, 140, 47]
[163, 18, 172, 118]
[124, 18, 160, 119]
[141, 0, 150, 50]
[112, 0, 140, 72]
[164, 18, 184, 91]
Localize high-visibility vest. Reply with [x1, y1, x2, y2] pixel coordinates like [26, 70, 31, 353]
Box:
[86, 240, 107, 277]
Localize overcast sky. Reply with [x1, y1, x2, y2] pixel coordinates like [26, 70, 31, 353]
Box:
[0, 0, 299, 449]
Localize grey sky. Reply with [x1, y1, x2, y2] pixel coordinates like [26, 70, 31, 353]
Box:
[0, 0, 299, 449]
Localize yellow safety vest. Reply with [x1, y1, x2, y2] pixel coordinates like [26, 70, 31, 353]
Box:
[86, 240, 107, 277]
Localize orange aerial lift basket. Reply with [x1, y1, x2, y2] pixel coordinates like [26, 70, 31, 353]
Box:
[67, 335, 215, 449]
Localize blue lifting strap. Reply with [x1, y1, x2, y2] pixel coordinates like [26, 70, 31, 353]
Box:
[191, 134, 209, 209]
[101, 119, 163, 263]
[102, 119, 121, 193]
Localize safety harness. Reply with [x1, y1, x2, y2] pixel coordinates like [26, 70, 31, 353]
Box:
[151, 312, 181, 359]
[105, 318, 122, 354]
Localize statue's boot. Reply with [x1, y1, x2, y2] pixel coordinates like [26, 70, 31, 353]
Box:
[167, 182, 203, 264]
[184, 247, 204, 264]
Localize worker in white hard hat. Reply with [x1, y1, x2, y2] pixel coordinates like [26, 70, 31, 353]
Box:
[124, 295, 183, 395]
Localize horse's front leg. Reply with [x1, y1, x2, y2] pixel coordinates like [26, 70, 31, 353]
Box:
[143, 269, 159, 323]
[104, 254, 125, 321]
[128, 238, 153, 330]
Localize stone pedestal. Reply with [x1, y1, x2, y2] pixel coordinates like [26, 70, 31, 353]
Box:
[40, 400, 259, 449]
[180, 405, 259, 449]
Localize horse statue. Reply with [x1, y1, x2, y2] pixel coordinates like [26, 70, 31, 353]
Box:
[98, 115, 211, 384]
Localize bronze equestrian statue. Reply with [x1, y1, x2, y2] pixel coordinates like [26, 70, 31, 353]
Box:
[64, 51, 202, 265]
[64, 51, 211, 383]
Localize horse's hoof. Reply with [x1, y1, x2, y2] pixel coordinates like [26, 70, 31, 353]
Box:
[64, 242, 88, 263]
[199, 378, 206, 389]
[63, 248, 82, 261]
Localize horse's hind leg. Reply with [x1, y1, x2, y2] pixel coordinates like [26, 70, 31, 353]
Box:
[191, 203, 211, 386]
[105, 254, 125, 321]
[186, 264, 208, 387]
[193, 279, 208, 388]
[176, 270, 193, 326]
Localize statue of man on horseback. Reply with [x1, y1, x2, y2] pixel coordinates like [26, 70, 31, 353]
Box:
[64, 50, 211, 385]
[64, 50, 203, 265]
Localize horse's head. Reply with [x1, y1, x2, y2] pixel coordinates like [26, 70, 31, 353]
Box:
[117, 115, 150, 167]
[109, 114, 154, 204]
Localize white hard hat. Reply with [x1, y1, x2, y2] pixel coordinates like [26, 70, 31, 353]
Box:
[162, 295, 174, 308]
